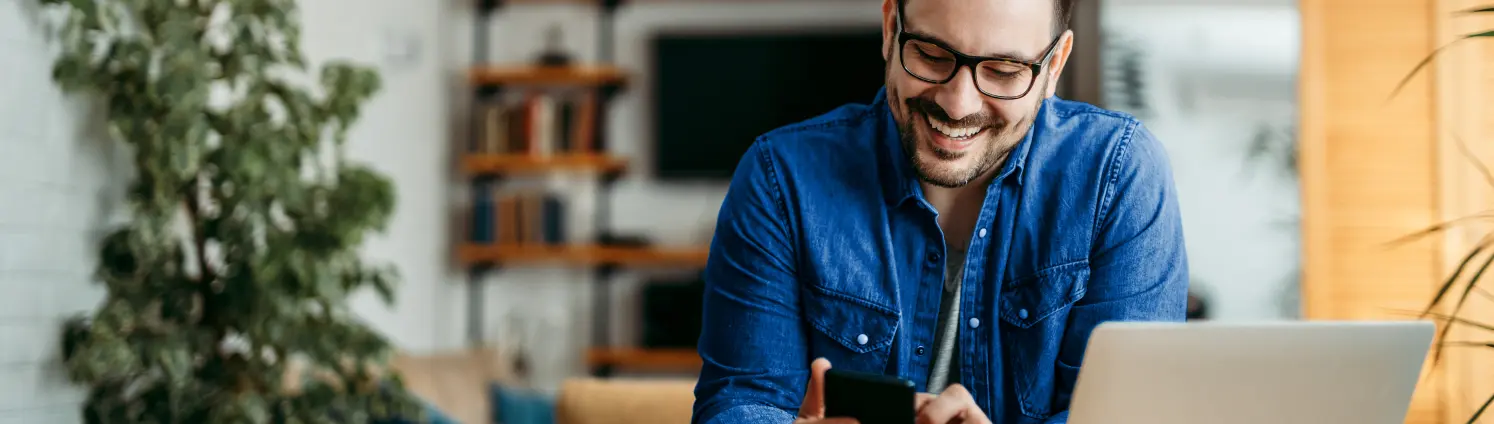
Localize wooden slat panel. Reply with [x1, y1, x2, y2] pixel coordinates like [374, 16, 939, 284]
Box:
[1299, 0, 1445, 422]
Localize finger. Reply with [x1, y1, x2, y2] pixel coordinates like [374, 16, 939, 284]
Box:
[940, 385, 990, 424]
[799, 358, 833, 418]
[915, 393, 936, 411]
[918, 385, 976, 424]
[916, 394, 964, 424]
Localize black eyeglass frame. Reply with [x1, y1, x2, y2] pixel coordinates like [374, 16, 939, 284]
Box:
[894, 8, 1064, 100]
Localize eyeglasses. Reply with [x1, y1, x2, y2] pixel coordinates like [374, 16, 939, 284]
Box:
[895, 11, 1063, 100]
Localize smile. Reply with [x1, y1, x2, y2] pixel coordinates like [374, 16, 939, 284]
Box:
[927, 115, 987, 141]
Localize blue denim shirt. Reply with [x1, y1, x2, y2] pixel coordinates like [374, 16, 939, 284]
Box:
[692, 88, 1188, 424]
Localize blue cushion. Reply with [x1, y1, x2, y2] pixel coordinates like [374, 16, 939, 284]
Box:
[490, 383, 556, 424]
[421, 402, 460, 424]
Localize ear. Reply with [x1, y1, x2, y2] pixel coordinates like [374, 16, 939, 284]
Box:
[881, 0, 897, 62]
[1044, 30, 1075, 98]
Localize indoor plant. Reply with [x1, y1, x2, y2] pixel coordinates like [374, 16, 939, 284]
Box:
[40, 0, 424, 422]
[1392, 5, 1494, 423]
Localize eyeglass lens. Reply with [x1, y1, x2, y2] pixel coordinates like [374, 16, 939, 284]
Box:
[902, 39, 1034, 98]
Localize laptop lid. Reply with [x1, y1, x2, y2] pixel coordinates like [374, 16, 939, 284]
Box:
[1067, 321, 1434, 424]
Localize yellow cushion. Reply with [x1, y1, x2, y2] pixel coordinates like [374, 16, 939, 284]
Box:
[556, 378, 697, 424]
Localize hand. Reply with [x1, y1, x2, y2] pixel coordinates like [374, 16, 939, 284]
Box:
[915, 384, 991, 424]
[794, 358, 859, 424]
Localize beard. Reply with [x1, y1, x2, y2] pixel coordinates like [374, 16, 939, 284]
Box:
[890, 76, 1046, 188]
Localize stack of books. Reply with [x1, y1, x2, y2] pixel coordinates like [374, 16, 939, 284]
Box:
[470, 90, 599, 156]
[466, 182, 567, 245]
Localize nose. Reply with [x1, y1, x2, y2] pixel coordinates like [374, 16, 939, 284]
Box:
[931, 66, 985, 122]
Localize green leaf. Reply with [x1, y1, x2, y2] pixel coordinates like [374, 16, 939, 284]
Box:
[1387, 211, 1494, 247]
[1391, 31, 1494, 100]
[1421, 311, 1494, 332]
[1470, 393, 1494, 424]
[1436, 246, 1494, 356]
[1419, 235, 1494, 317]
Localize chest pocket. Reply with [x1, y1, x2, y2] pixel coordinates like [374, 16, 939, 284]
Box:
[999, 260, 1088, 419]
[804, 286, 900, 374]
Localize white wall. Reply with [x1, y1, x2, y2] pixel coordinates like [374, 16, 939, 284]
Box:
[296, 0, 449, 354]
[0, 1, 116, 420]
[1101, 2, 1303, 320]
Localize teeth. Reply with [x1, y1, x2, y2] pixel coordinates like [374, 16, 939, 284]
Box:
[929, 118, 980, 139]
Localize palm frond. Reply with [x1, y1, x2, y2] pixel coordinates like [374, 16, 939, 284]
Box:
[1387, 212, 1494, 247]
[1422, 311, 1494, 333]
[1421, 234, 1494, 318]
[1416, 311, 1494, 367]
[1444, 341, 1494, 348]
[1477, 286, 1494, 303]
[1454, 135, 1494, 190]
[1470, 392, 1494, 424]
[1391, 31, 1494, 100]
[1435, 246, 1494, 366]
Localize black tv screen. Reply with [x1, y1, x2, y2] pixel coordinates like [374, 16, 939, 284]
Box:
[651, 29, 888, 180]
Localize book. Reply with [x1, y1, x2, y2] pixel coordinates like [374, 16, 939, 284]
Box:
[469, 180, 495, 243]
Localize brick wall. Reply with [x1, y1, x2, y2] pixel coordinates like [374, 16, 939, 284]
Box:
[0, 2, 118, 423]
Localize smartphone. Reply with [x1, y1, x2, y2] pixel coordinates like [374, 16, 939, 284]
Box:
[824, 368, 916, 424]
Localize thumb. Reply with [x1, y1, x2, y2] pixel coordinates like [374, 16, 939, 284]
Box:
[799, 358, 833, 418]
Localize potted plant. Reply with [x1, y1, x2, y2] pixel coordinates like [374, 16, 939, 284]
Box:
[40, 0, 425, 422]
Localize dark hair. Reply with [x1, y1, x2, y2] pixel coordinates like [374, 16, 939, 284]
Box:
[1054, 0, 1075, 36]
[900, 0, 1076, 37]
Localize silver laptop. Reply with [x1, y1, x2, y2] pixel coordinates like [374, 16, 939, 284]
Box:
[1067, 320, 1435, 424]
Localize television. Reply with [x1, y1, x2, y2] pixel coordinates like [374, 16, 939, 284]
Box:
[651, 28, 888, 181]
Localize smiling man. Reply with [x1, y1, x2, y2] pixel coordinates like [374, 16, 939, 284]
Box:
[691, 0, 1188, 423]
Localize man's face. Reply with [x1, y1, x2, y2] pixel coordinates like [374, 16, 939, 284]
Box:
[881, 0, 1072, 188]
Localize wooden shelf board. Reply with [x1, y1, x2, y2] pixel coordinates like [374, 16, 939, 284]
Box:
[461, 154, 626, 174]
[586, 348, 701, 370]
[458, 244, 710, 267]
[469, 65, 627, 87]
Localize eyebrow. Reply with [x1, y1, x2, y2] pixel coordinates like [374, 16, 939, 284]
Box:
[904, 28, 1042, 63]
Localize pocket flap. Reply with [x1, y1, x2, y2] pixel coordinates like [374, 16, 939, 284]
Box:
[804, 287, 900, 354]
[1000, 261, 1088, 329]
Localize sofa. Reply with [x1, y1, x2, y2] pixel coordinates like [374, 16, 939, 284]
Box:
[390, 349, 698, 424]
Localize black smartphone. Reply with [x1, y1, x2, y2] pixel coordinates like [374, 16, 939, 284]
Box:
[824, 368, 916, 424]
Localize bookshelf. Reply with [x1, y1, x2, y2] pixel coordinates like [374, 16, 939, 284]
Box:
[461, 154, 627, 175]
[464, 0, 706, 377]
[469, 65, 628, 87]
[458, 244, 710, 268]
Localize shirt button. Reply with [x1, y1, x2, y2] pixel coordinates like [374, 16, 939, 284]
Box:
[915, 345, 927, 356]
[969, 318, 981, 328]
[856, 334, 869, 345]
[1018, 309, 1029, 319]
[927, 252, 941, 264]
[978, 228, 988, 238]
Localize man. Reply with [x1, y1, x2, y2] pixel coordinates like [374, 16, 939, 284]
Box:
[691, 0, 1188, 422]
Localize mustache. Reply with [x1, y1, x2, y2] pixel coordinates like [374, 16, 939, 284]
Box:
[905, 96, 999, 128]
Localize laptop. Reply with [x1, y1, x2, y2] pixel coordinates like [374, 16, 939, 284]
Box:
[1067, 320, 1435, 424]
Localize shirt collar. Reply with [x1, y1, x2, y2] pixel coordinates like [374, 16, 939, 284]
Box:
[876, 87, 1043, 207]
